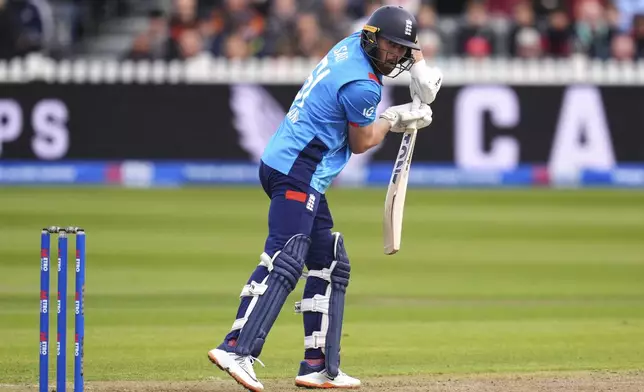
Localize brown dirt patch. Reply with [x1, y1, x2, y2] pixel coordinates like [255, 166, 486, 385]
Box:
[3, 371, 643, 392]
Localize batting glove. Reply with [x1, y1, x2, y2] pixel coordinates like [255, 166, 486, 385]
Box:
[409, 59, 443, 105]
[380, 102, 433, 133]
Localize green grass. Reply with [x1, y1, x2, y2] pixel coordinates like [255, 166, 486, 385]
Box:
[1, 188, 643, 383]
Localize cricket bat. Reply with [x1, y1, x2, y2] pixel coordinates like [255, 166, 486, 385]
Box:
[383, 95, 420, 255]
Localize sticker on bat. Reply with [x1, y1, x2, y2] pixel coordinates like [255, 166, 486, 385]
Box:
[391, 133, 413, 184]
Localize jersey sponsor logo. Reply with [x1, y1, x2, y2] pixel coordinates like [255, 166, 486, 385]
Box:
[363, 106, 376, 118]
[333, 45, 349, 62]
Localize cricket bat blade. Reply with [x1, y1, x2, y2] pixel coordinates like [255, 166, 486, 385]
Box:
[383, 96, 420, 255]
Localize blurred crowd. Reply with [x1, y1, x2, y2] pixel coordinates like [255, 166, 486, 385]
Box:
[0, 0, 134, 59]
[2, 0, 644, 61]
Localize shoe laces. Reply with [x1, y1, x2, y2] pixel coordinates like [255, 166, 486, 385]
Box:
[326, 369, 348, 380]
[249, 356, 265, 368]
[234, 355, 265, 381]
[236, 355, 265, 371]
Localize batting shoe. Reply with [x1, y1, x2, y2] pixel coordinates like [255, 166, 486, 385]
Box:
[208, 347, 265, 392]
[295, 361, 361, 389]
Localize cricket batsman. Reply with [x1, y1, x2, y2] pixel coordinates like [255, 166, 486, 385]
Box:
[208, 5, 442, 391]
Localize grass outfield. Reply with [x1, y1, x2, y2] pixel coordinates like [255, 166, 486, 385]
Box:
[1, 188, 643, 390]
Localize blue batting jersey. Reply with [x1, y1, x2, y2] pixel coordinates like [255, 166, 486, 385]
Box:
[260, 32, 383, 193]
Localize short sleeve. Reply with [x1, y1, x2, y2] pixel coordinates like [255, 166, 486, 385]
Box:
[338, 80, 381, 127]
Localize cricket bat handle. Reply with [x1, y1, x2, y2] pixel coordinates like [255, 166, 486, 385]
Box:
[406, 95, 422, 133]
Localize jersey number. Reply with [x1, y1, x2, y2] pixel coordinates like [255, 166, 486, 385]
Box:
[293, 56, 331, 109]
